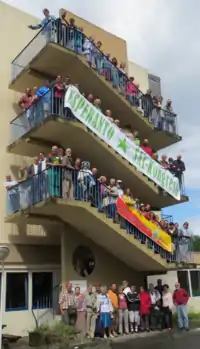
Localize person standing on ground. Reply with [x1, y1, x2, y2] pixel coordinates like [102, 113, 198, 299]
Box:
[173, 282, 189, 331]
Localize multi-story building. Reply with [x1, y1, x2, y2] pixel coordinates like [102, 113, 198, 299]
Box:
[1, 2, 190, 335]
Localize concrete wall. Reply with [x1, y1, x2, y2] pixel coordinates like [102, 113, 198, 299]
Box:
[61, 226, 145, 287]
[0, 1, 60, 245]
[128, 61, 149, 93]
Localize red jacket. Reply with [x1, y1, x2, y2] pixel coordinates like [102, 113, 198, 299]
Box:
[173, 288, 189, 305]
[141, 146, 153, 157]
[139, 291, 151, 315]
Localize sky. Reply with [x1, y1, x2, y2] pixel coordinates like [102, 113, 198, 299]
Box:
[3, 0, 200, 233]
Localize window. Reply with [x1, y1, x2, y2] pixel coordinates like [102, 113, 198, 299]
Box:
[73, 246, 95, 277]
[177, 270, 190, 295]
[6, 273, 28, 311]
[32, 272, 53, 309]
[190, 270, 200, 297]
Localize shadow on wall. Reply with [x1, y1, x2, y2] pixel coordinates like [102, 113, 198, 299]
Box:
[8, 220, 61, 245]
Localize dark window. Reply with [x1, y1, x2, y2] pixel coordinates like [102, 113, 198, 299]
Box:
[32, 272, 53, 309]
[6, 273, 28, 311]
[177, 270, 190, 295]
[73, 246, 95, 277]
[190, 270, 200, 297]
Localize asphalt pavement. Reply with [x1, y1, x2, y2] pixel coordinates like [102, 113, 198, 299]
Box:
[112, 328, 200, 349]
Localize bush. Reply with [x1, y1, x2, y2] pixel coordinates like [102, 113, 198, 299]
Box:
[29, 321, 79, 346]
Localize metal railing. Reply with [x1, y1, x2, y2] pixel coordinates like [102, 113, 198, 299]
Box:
[11, 19, 178, 136]
[9, 86, 185, 197]
[6, 168, 191, 264]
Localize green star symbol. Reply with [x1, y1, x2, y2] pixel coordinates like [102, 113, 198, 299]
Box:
[117, 138, 127, 153]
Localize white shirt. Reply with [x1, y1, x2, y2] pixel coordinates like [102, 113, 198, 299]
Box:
[150, 290, 160, 304]
[123, 287, 131, 296]
[4, 180, 18, 195]
[78, 169, 92, 182]
[117, 188, 124, 197]
[40, 159, 46, 172]
[34, 164, 38, 175]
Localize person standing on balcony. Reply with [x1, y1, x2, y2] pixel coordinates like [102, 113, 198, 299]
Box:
[163, 99, 176, 134]
[141, 139, 153, 157]
[174, 154, 185, 191]
[28, 8, 56, 41]
[18, 88, 33, 127]
[62, 148, 74, 200]
[142, 89, 154, 121]
[178, 222, 193, 263]
[46, 145, 62, 197]
[53, 76, 65, 115]
[36, 80, 51, 120]
[173, 282, 189, 331]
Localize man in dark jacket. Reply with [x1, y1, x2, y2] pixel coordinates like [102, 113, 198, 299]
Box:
[174, 155, 186, 190]
[126, 286, 140, 333]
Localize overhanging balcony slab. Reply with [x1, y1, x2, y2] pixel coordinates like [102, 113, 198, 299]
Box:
[5, 199, 169, 272]
[7, 116, 188, 208]
[10, 43, 180, 151]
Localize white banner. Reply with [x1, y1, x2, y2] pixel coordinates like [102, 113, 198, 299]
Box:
[65, 86, 180, 200]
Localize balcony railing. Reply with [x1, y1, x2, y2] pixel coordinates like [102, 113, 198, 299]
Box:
[6, 168, 191, 264]
[10, 86, 183, 200]
[11, 19, 178, 136]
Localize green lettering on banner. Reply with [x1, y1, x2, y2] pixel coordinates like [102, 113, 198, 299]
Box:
[169, 179, 173, 192]
[107, 127, 115, 140]
[136, 151, 143, 167]
[133, 148, 139, 163]
[92, 112, 99, 129]
[96, 116, 104, 133]
[147, 159, 153, 176]
[85, 107, 95, 124]
[141, 154, 148, 169]
[74, 96, 85, 112]
[67, 90, 75, 106]
[71, 92, 79, 109]
[153, 166, 158, 179]
[161, 172, 166, 187]
[80, 104, 89, 119]
[102, 120, 109, 136]
[156, 169, 162, 184]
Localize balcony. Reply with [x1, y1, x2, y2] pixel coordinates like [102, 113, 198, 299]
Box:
[10, 21, 180, 151]
[8, 88, 188, 208]
[5, 168, 179, 272]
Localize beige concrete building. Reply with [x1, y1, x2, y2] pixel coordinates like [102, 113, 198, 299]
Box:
[0, 1, 190, 336]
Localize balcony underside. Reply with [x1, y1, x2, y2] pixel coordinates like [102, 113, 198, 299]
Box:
[5, 198, 169, 272]
[10, 42, 180, 151]
[7, 116, 188, 208]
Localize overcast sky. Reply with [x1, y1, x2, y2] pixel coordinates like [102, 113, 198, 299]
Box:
[3, 0, 200, 233]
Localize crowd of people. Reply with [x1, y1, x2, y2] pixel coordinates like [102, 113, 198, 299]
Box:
[26, 8, 177, 134]
[59, 279, 190, 339]
[17, 76, 186, 191]
[5, 145, 191, 263]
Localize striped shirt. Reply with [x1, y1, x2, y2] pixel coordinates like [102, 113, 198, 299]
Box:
[59, 290, 76, 309]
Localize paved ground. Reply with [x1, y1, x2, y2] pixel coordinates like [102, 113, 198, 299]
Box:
[112, 328, 200, 349]
[9, 326, 200, 349]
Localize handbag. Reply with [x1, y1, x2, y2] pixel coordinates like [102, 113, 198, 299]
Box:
[68, 306, 77, 316]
